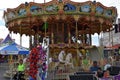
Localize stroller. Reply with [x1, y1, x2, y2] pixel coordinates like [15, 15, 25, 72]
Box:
[12, 71, 25, 80]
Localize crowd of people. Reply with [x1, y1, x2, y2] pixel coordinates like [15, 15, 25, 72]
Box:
[78, 50, 120, 79]
[89, 60, 111, 78]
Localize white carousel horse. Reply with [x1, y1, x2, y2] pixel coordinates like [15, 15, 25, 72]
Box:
[58, 50, 66, 63]
[42, 37, 49, 51]
[48, 57, 52, 64]
[54, 50, 66, 68]
[65, 53, 74, 69]
[72, 36, 76, 43]
[41, 37, 49, 63]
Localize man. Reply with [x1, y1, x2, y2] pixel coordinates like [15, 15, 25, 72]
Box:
[89, 61, 100, 72]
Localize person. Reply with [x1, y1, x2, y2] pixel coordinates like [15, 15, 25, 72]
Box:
[37, 60, 43, 80]
[97, 67, 103, 78]
[17, 59, 25, 72]
[104, 60, 111, 71]
[103, 70, 110, 78]
[82, 56, 90, 71]
[13, 59, 25, 80]
[89, 61, 100, 72]
[41, 62, 47, 80]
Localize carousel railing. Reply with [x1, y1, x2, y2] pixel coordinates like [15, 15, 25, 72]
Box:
[45, 66, 92, 80]
[46, 66, 120, 80]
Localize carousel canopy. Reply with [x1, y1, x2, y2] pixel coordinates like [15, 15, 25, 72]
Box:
[3, 0, 118, 35]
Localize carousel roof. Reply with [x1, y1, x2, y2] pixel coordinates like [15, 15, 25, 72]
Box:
[3, 0, 117, 35]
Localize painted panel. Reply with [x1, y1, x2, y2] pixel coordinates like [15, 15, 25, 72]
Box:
[104, 10, 112, 17]
[46, 5, 59, 12]
[63, 3, 76, 12]
[8, 12, 16, 19]
[30, 6, 42, 14]
[18, 8, 26, 16]
[96, 6, 104, 14]
[80, 4, 91, 12]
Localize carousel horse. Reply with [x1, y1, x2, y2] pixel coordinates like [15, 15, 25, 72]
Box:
[58, 50, 66, 63]
[54, 50, 66, 70]
[37, 37, 49, 61]
[42, 37, 49, 51]
[65, 53, 74, 69]
[72, 36, 76, 43]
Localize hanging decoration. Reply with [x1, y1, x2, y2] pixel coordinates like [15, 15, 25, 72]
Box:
[28, 43, 48, 80]
[29, 47, 39, 80]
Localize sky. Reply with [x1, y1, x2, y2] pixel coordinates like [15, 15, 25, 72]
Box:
[0, 0, 120, 48]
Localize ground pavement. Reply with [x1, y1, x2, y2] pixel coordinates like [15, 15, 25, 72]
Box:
[0, 63, 10, 80]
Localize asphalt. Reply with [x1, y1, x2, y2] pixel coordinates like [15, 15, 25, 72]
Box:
[0, 63, 10, 80]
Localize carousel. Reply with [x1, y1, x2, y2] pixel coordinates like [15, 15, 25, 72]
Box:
[3, 0, 117, 79]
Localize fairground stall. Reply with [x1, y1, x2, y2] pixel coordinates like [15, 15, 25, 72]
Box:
[0, 34, 29, 79]
[3, 0, 117, 80]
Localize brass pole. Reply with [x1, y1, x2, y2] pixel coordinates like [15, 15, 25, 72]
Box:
[109, 28, 111, 46]
[74, 15, 79, 66]
[99, 23, 104, 61]
[100, 24, 103, 46]
[76, 21, 78, 48]
[20, 26, 22, 46]
[45, 22, 46, 37]
[43, 0, 46, 37]
[20, 26, 23, 59]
